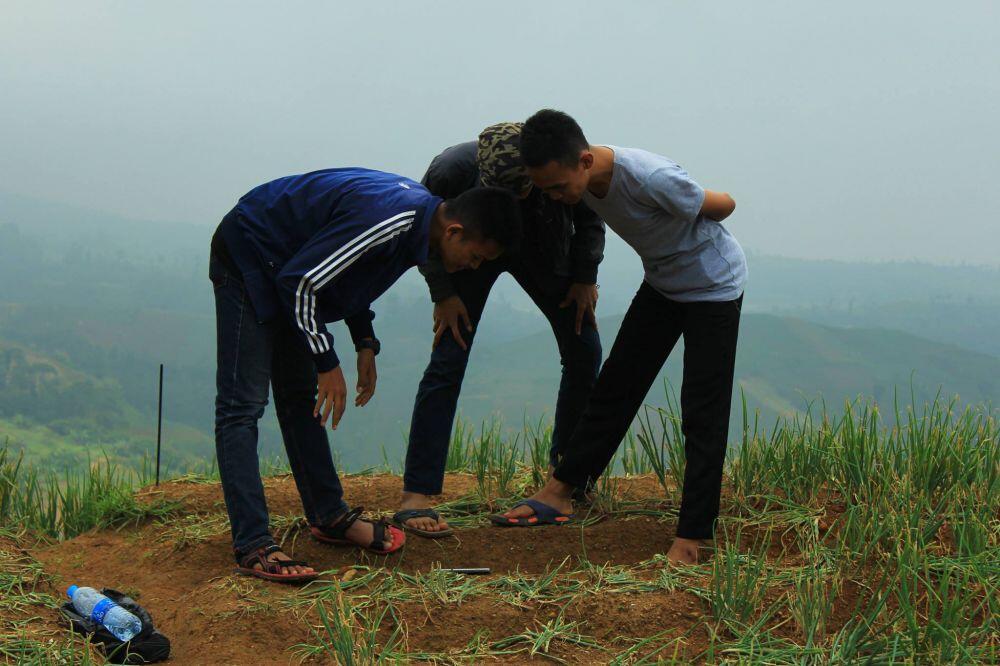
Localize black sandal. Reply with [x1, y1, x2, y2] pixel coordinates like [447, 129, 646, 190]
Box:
[488, 499, 575, 527]
[234, 544, 318, 584]
[310, 507, 405, 554]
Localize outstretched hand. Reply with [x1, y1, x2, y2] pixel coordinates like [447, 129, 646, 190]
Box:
[315, 366, 347, 429]
[432, 295, 473, 350]
[560, 283, 598, 335]
[356, 348, 377, 407]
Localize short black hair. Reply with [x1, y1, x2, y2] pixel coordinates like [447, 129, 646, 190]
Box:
[520, 109, 589, 168]
[446, 186, 522, 252]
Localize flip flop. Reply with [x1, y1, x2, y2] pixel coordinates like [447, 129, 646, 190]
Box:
[488, 498, 575, 527]
[392, 508, 454, 538]
[310, 507, 405, 554]
[234, 544, 319, 584]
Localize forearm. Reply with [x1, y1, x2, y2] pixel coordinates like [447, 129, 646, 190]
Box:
[569, 253, 600, 284]
[569, 205, 605, 284]
[419, 259, 457, 303]
[700, 190, 736, 221]
[279, 278, 340, 372]
[569, 227, 602, 283]
[345, 309, 376, 345]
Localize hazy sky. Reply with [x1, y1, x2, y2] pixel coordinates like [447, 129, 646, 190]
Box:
[2, 1, 998, 265]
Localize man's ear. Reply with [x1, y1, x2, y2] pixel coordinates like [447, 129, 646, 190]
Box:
[445, 223, 465, 240]
[580, 150, 595, 170]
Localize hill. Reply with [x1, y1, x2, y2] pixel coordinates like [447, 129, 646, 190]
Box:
[3, 193, 1000, 470]
[0, 337, 210, 470]
[3, 306, 999, 471]
[445, 312, 1000, 444]
[775, 297, 1000, 358]
[577, 243, 1000, 316]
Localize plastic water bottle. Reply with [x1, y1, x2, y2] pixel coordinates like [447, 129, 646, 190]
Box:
[66, 585, 143, 642]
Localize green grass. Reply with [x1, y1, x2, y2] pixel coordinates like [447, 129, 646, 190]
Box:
[1, 388, 998, 664]
[0, 527, 98, 665]
[292, 584, 406, 664]
[490, 613, 602, 662]
[0, 446, 181, 540]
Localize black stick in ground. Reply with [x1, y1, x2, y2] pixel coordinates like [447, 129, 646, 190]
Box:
[156, 363, 163, 486]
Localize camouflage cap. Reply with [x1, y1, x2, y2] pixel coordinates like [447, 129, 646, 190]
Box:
[477, 122, 532, 194]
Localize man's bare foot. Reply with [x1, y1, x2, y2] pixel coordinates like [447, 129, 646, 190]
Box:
[252, 549, 315, 577]
[666, 537, 702, 565]
[399, 491, 451, 533]
[542, 466, 592, 504]
[502, 478, 575, 519]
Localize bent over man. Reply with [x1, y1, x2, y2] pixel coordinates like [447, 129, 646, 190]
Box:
[396, 123, 605, 537]
[211, 167, 520, 582]
[495, 110, 746, 566]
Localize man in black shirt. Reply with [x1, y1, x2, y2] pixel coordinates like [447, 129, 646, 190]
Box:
[395, 122, 605, 536]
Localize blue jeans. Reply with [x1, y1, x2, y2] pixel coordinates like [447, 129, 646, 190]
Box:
[211, 254, 348, 555]
[404, 260, 602, 495]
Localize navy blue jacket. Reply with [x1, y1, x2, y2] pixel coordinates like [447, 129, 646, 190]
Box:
[217, 168, 441, 372]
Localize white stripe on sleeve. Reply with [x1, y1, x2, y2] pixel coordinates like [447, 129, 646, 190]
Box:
[294, 214, 415, 354]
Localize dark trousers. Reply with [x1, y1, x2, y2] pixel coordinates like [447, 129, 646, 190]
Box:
[554, 282, 742, 539]
[404, 261, 602, 495]
[211, 254, 348, 554]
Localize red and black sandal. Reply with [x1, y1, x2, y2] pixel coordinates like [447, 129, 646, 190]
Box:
[234, 544, 319, 584]
[310, 507, 405, 554]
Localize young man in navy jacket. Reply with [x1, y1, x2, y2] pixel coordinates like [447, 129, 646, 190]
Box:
[210, 167, 520, 582]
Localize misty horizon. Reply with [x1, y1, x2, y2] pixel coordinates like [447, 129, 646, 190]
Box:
[3, 1, 999, 268]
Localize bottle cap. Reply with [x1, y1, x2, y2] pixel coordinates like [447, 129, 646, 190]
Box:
[67, 585, 78, 599]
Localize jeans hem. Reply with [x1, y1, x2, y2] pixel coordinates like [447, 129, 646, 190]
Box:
[550, 467, 588, 490]
[401, 482, 444, 496]
[311, 501, 351, 527]
[234, 534, 276, 558]
[676, 521, 716, 541]
[676, 532, 714, 541]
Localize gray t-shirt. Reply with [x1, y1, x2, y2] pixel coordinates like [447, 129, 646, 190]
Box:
[582, 146, 747, 302]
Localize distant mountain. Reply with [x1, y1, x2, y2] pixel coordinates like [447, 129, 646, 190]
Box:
[456, 312, 1000, 441]
[491, 237, 1000, 329]
[0, 338, 211, 470]
[774, 298, 1000, 358]
[3, 192, 999, 472]
[0, 191, 206, 262]
[6, 307, 997, 472]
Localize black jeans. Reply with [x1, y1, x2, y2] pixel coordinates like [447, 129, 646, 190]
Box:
[211, 254, 349, 554]
[554, 282, 743, 540]
[403, 260, 602, 495]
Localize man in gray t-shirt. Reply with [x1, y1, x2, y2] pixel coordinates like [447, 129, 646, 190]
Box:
[491, 110, 746, 566]
[581, 146, 746, 303]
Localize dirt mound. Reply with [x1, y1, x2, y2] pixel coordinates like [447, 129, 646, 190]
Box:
[31, 474, 700, 664]
[15, 469, 992, 664]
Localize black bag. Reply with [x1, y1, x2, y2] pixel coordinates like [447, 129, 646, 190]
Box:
[60, 588, 171, 664]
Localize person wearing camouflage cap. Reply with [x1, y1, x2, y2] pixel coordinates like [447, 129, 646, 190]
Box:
[393, 122, 606, 538]
[477, 122, 534, 193]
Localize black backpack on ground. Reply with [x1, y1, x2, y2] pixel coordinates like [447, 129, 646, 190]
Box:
[60, 588, 171, 664]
